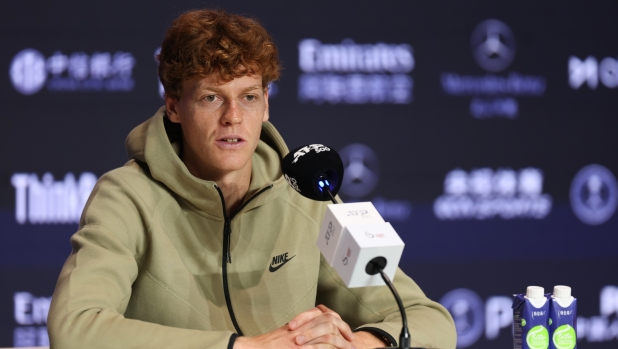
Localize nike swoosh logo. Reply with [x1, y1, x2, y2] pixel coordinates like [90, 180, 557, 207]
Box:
[269, 255, 295, 272]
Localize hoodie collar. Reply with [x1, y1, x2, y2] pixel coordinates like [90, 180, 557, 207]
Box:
[126, 106, 289, 218]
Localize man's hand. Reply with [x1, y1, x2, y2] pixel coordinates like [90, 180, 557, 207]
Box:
[287, 304, 355, 348]
[234, 304, 388, 349]
[234, 304, 354, 348]
[288, 305, 388, 349]
[233, 324, 300, 349]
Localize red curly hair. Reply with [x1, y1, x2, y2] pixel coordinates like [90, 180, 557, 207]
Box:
[157, 9, 281, 100]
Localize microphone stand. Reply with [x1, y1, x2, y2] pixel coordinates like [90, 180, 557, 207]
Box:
[320, 178, 339, 204]
[366, 259, 427, 349]
[326, 188, 338, 204]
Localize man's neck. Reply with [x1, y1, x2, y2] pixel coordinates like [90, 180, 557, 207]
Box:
[182, 153, 252, 217]
[215, 173, 251, 216]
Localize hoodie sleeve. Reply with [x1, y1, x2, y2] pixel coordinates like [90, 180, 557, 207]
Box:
[47, 168, 236, 349]
[315, 255, 457, 349]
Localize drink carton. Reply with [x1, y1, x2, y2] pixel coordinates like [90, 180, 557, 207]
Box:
[549, 285, 577, 349]
[513, 286, 550, 349]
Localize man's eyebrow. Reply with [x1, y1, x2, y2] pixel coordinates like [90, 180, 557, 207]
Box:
[196, 84, 263, 93]
[242, 85, 263, 92]
[196, 85, 221, 93]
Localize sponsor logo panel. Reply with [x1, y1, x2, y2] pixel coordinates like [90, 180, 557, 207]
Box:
[10, 48, 135, 95]
[569, 56, 618, 89]
[13, 292, 51, 347]
[11, 172, 98, 225]
[434, 168, 552, 220]
[570, 164, 617, 226]
[471, 19, 516, 73]
[441, 19, 546, 119]
[440, 288, 486, 348]
[298, 39, 414, 104]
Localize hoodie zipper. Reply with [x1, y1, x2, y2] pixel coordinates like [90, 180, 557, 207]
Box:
[214, 184, 273, 335]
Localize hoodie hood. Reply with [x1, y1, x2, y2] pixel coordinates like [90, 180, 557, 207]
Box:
[125, 106, 289, 217]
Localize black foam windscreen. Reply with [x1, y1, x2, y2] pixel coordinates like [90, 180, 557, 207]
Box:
[281, 144, 344, 201]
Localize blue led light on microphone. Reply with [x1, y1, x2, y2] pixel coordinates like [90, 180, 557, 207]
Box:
[317, 175, 338, 203]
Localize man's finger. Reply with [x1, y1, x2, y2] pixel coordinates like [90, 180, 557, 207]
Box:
[288, 307, 323, 330]
[294, 312, 355, 344]
[314, 305, 354, 342]
[301, 333, 356, 349]
[295, 318, 338, 344]
[316, 304, 342, 319]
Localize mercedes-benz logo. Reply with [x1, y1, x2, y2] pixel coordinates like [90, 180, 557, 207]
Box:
[440, 288, 485, 348]
[339, 143, 380, 199]
[570, 164, 618, 225]
[10, 49, 47, 95]
[471, 19, 516, 73]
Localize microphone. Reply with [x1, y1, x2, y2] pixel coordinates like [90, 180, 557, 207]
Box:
[281, 144, 423, 349]
[281, 144, 343, 203]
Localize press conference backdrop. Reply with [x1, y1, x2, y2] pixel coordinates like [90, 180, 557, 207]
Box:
[1, 1, 617, 347]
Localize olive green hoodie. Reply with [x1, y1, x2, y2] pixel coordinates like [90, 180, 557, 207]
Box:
[48, 107, 456, 349]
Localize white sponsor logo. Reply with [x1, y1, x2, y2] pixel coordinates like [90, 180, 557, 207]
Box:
[10, 48, 135, 95]
[577, 285, 618, 342]
[441, 289, 485, 348]
[570, 164, 617, 225]
[299, 39, 414, 73]
[13, 292, 51, 347]
[601, 285, 618, 317]
[440, 289, 513, 348]
[298, 39, 414, 104]
[485, 296, 513, 340]
[471, 19, 516, 73]
[372, 197, 412, 222]
[339, 143, 380, 198]
[292, 144, 330, 163]
[339, 143, 411, 221]
[10, 49, 47, 95]
[284, 174, 300, 193]
[441, 20, 545, 119]
[569, 56, 618, 89]
[14, 292, 50, 325]
[11, 172, 98, 224]
[434, 168, 552, 220]
[441, 73, 546, 96]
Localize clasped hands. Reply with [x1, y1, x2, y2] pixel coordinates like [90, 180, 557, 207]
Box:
[234, 304, 387, 349]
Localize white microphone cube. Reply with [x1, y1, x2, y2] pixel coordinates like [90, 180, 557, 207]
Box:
[332, 222, 404, 288]
[317, 202, 384, 266]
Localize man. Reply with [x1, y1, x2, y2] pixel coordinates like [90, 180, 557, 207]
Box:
[48, 9, 456, 349]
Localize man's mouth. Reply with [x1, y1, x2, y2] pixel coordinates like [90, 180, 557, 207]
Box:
[216, 137, 245, 148]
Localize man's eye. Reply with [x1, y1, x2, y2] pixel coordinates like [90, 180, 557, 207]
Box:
[245, 95, 256, 101]
[205, 95, 217, 102]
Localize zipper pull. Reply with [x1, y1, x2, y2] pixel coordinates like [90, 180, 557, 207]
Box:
[225, 217, 232, 264]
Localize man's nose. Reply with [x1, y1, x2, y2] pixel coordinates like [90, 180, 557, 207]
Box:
[221, 100, 242, 126]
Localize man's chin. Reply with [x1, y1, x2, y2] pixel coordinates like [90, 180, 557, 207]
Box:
[209, 158, 252, 175]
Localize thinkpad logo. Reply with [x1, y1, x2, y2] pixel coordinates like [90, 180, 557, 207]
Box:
[269, 252, 295, 272]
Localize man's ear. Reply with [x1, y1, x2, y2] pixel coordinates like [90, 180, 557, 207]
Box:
[165, 95, 181, 123]
[262, 87, 270, 122]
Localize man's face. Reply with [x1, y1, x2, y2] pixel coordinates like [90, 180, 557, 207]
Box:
[166, 74, 269, 179]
